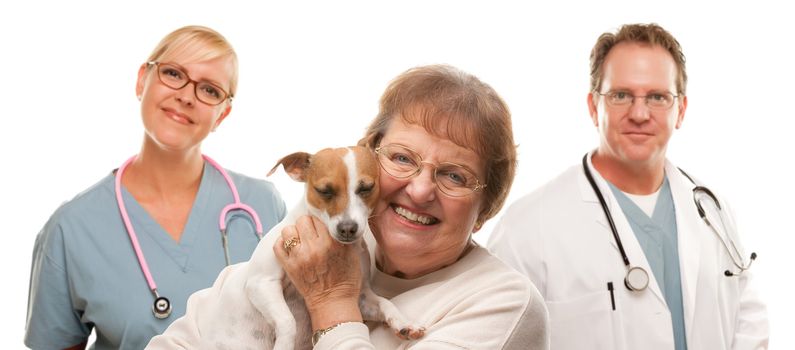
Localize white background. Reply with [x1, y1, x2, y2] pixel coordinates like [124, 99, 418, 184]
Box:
[2, 1, 792, 347]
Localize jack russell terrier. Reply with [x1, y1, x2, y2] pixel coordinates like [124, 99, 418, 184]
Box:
[149, 146, 424, 349]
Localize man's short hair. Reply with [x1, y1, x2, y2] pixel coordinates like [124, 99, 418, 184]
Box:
[590, 23, 687, 95]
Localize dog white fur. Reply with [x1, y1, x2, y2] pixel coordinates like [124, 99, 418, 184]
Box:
[147, 146, 423, 349]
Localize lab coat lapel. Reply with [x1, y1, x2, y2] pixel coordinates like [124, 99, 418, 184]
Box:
[665, 160, 701, 338]
[580, 154, 667, 306]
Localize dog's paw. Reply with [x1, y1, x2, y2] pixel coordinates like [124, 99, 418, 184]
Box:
[396, 326, 426, 340]
[383, 313, 425, 340]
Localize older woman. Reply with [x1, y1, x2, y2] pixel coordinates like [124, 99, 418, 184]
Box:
[277, 65, 549, 349]
[147, 64, 548, 349]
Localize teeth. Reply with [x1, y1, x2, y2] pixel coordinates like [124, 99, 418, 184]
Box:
[393, 206, 436, 225]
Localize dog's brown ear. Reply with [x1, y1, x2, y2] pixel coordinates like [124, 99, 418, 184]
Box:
[268, 152, 311, 182]
[357, 131, 384, 149]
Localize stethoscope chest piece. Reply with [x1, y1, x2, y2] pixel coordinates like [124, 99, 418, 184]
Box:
[152, 296, 172, 319]
[624, 266, 650, 291]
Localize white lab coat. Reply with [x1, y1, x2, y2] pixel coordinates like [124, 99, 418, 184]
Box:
[488, 155, 768, 350]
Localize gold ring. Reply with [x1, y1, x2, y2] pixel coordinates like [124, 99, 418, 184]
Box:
[283, 237, 300, 253]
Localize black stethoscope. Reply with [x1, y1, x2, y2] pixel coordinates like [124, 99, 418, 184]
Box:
[684, 176, 758, 277]
[582, 154, 757, 292]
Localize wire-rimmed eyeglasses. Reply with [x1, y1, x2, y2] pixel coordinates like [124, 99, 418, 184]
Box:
[596, 90, 680, 110]
[374, 144, 486, 197]
[147, 62, 232, 106]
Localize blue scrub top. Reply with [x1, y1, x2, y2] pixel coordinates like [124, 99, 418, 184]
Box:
[609, 176, 687, 350]
[25, 161, 286, 350]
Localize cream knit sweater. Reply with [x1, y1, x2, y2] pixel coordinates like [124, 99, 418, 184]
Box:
[315, 245, 550, 349]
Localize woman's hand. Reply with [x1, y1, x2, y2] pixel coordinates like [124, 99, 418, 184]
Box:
[274, 215, 363, 329]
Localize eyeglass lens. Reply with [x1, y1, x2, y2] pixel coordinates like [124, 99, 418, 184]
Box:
[604, 91, 676, 109]
[156, 63, 227, 105]
[376, 144, 481, 196]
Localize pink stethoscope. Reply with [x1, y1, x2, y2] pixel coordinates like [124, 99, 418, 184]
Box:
[114, 154, 263, 319]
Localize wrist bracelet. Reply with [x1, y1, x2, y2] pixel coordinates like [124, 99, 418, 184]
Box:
[311, 321, 360, 346]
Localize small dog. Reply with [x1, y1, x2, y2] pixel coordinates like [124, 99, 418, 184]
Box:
[154, 146, 423, 349]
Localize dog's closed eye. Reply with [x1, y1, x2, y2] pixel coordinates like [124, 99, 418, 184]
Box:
[356, 182, 375, 197]
[314, 186, 336, 200]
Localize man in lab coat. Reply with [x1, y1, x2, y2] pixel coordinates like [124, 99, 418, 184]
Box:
[488, 23, 768, 350]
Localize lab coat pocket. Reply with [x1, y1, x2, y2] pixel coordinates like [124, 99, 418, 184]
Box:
[546, 290, 620, 350]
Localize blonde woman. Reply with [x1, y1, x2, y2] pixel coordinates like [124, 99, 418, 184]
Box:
[24, 26, 286, 349]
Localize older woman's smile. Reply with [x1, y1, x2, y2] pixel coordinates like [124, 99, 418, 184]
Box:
[392, 204, 439, 226]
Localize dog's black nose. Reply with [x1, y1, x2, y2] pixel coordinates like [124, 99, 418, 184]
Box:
[337, 221, 358, 239]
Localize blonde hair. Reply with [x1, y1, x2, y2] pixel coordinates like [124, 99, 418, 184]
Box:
[146, 25, 239, 97]
[360, 65, 517, 227]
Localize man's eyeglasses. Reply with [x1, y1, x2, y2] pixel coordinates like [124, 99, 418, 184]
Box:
[147, 62, 232, 106]
[374, 144, 486, 197]
[596, 91, 680, 110]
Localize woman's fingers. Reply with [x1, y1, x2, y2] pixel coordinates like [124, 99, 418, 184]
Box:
[273, 234, 289, 265]
[295, 215, 328, 242]
[272, 215, 363, 312]
[274, 225, 297, 267]
[279, 224, 302, 255]
[275, 217, 326, 269]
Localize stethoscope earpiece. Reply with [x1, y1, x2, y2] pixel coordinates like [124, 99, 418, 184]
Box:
[725, 251, 757, 277]
[152, 296, 172, 319]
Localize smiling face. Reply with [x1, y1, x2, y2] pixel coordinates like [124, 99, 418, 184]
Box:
[370, 118, 484, 278]
[135, 55, 233, 154]
[588, 42, 687, 168]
